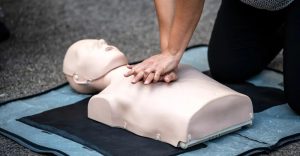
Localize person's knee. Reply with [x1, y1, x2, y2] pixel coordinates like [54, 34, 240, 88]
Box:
[287, 102, 300, 115]
[208, 57, 262, 83]
[208, 47, 265, 83]
[209, 63, 242, 82]
[286, 92, 300, 115]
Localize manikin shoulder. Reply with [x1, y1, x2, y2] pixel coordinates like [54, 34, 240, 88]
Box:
[92, 64, 238, 106]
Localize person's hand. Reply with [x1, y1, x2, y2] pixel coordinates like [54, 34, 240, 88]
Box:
[124, 52, 180, 84]
[125, 66, 178, 84]
[137, 69, 178, 84]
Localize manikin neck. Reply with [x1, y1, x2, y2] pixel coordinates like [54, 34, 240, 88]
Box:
[94, 65, 128, 90]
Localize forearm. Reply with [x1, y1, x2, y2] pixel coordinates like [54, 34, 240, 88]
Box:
[154, 0, 176, 51]
[125, 0, 205, 84]
[167, 0, 205, 61]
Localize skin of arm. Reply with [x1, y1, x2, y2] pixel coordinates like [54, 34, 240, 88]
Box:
[124, 0, 205, 84]
[126, 0, 177, 84]
[155, 0, 176, 52]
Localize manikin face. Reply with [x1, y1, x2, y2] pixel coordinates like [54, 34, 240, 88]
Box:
[63, 39, 128, 86]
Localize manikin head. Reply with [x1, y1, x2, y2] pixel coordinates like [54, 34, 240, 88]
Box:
[63, 39, 128, 93]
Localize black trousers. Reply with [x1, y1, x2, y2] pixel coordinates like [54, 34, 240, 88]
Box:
[208, 0, 300, 114]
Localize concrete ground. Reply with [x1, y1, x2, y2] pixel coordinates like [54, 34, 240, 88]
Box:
[0, 0, 298, 155]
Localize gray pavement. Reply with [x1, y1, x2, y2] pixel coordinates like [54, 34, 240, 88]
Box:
[0, 0, 298, 155]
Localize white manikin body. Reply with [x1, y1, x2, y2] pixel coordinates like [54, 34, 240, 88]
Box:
[63, 39, 253, 148]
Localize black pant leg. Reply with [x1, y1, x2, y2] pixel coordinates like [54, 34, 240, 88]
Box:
[208, 0, 285, 82]
[284, 0, 300, 114]
[0, 21, 9, 42]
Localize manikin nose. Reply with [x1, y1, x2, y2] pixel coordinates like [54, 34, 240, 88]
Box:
[97, 39, 107, 47]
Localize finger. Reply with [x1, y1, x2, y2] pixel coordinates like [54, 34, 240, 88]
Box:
[133, 65, 146, 74]
[128, 62, 144, 76]
[124, 64, 143, 77]
[143, 72, 147, 81]
[128, 62, 145, 74]
[124, 69, 135, 77]
[144, 73, 155, 85]
[164, 72, 177, 83]
[132, 71, 145, 84]
[143, 71, 150, 81]
[143, 67, 155, 81]
[156, 74, 167, 82]
[144, 67, 155, 75]
[126, 64, 134, 69]
[159, 75, 165, 81]
[154, 70, 163, 83]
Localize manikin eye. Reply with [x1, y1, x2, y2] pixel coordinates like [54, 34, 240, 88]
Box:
[105, 46, 113, 52]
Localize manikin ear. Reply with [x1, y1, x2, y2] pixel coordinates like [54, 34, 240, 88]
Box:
[65, 75, 98, 94]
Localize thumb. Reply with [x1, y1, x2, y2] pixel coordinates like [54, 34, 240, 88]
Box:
[164, 72, 177, 83]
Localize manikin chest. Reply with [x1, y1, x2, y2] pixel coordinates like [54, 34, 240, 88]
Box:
[88, 64, 253, 148]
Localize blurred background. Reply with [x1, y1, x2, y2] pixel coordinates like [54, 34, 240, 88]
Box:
[0, 0, 293, 155]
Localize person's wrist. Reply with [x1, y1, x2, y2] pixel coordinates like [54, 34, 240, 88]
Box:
[162, 48, 183, 62]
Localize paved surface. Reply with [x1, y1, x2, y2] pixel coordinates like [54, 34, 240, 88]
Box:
[0, 0, 298, 155]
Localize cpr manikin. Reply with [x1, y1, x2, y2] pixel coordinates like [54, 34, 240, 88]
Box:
[63, 39, 253, 148]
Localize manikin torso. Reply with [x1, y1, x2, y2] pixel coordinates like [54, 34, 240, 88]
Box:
[63, 39, 253, 148]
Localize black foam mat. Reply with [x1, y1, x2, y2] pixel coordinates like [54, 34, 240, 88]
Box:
[19, 81, 286, 156]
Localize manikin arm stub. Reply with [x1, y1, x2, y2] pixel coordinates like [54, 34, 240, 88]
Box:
[124, 0, 205, 84]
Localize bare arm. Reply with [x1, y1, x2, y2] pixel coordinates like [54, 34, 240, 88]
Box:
[125, 0, 205, 84]
[154, 0, 176, 51]
[167, 0, 205, 58]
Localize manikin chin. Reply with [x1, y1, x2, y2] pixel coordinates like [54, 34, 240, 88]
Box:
[63, 39, 253, 148]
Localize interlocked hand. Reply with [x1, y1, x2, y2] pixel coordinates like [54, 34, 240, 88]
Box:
[124, 53, 180, 84]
